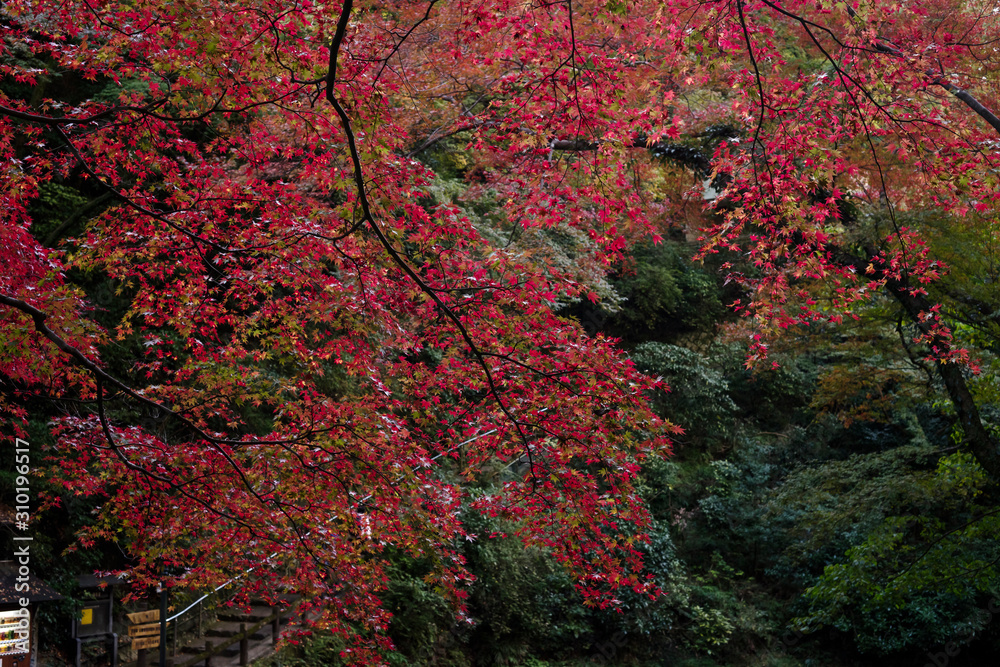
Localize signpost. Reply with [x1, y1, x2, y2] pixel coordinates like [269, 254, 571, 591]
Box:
[159, 583, 168, 667]
[132, 636, 160, 651]
[126, 611, 164, 656]
[126, 611, 160, 625]
[128, 623, 161, 638]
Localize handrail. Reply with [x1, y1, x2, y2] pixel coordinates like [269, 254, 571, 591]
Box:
[166, 578, 242, 624]
[174, 601, 302, 667]
[165, 424, 505, 625]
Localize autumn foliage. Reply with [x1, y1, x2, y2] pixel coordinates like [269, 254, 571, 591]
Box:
[2, 0, 1000, 658]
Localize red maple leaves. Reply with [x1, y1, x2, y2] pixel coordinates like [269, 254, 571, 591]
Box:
[2, 0, 999, 657]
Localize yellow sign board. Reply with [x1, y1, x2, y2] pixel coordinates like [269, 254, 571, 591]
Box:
[132, 635, 160, 650]
[128, 623, 161, 638]
[126, 610, 160, 625]
[80, 608, 93, 625]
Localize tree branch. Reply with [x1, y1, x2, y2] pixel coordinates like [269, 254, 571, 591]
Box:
[829, 251, 1000, 481]
[325, 0, 536, 455]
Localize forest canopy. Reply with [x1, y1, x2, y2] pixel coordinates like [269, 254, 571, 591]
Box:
[2, 0, 1000, 663]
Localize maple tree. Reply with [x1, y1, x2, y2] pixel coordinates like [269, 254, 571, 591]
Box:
[2, 0, 1000, 659]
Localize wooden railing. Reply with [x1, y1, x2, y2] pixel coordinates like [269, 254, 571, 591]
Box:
[174, 606, 283, 667]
